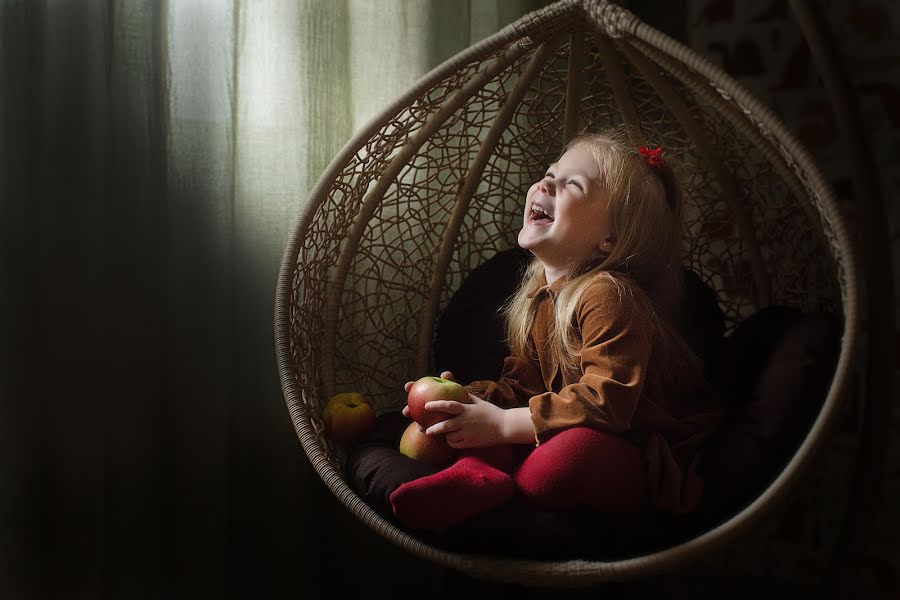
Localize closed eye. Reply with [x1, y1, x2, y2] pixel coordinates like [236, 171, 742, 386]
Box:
[569, 180, 584, 191]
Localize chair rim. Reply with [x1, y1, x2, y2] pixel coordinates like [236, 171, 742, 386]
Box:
[274, 0, 862, 586]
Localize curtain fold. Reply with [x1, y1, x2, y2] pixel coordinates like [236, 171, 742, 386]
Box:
[0, 1, 547, 596]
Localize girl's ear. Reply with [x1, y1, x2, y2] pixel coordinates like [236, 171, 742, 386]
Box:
[593, 235, 616, 256]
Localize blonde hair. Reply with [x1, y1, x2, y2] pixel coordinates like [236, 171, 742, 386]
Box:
[502, 128, 690, 374]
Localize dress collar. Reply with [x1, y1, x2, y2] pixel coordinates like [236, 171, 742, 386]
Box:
[526, 271, 567, 299]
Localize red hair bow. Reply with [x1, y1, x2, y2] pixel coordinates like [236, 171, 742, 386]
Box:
[638, 145, 664, 168]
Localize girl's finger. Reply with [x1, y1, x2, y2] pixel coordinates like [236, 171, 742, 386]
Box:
[403, 381, 414, 392]
[440, 371, 454, 381]
[424, 400, 465, 415]
[426, 419, 460, 436]
[401, 405, 410, 417]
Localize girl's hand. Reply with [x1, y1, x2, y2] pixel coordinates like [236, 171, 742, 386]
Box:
[401, 371, 455, 427]
[423, 394, 506, 448]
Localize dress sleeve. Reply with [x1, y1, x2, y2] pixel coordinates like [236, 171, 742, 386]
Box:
[528, 278, 653, 444]
[464, 351, 546, 410]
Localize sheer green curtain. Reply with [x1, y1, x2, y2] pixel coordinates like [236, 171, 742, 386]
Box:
[0, 1, 547, 597]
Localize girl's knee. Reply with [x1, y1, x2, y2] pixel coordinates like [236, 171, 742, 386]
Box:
[528, 427, 643, 464]
[513, 427, 648, 511]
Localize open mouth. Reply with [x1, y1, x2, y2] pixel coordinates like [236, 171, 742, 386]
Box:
[529, 207, 554, 224]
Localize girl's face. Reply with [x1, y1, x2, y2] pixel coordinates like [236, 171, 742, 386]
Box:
[518, 143, 613, 271]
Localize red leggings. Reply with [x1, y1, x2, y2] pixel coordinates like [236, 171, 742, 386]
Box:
[390, 427, 649, 531]
[474, 426, 650, 513]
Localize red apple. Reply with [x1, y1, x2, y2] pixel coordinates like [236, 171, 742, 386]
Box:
[398, 421, 456, 467]
[323, 392, 375, 446]
[406, 376, 472, 429]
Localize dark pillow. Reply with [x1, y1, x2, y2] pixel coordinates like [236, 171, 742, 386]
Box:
[698, 307, 842, 526]
[345, 412, 439, 519]
[433, 247, 530, 383]
[713, 305, 805, 406]
[679, 268, 726, 381]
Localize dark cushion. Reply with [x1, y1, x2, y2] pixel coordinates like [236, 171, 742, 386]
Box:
[679, 267, 726, 381]
[433, 247, 531, 383]
[712, 305, 805, 406]
[345, 412, 439, 519]
[698, 307, 843, 526]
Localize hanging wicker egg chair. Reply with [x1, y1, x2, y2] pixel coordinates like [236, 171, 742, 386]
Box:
[275, 0, 862, 587]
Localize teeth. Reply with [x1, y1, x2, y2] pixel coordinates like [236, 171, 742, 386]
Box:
[532, 205, 552, 219]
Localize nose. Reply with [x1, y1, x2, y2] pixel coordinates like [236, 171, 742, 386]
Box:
[537, 176, 554, 195]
